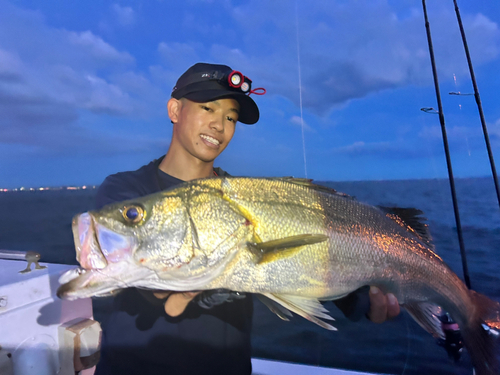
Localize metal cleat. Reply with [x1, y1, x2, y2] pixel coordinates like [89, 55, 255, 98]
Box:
[0, 250, 47, 274]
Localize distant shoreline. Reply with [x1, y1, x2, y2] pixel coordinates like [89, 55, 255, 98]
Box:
[1, 175, 493, 192]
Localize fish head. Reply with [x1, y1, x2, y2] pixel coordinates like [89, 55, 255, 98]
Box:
[58, 181, 253, 300]
[58, 192, 194, 299]
[76, 193, 193, 269]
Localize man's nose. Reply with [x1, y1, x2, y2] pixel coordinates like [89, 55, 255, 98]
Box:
[210, 115, 224, 131]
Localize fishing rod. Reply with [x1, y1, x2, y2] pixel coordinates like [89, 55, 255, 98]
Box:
[452, 0, 500, 209]
[421, 0, 471, 289]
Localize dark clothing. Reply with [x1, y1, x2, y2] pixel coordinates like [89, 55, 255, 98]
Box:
[95, 157, 253, 375]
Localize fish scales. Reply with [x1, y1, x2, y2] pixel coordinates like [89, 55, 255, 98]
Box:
[195, 178, 332, 296]
[205, 178, 425, 299]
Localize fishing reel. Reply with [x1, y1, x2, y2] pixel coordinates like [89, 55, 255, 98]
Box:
[436, 312, 463, 362]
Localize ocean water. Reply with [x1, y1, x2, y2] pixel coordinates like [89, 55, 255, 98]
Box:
[1, 177, 499, 374]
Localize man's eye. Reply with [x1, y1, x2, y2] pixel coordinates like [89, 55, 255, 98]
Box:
[201, 105, 212, 112]
[227, 116, 237, 123]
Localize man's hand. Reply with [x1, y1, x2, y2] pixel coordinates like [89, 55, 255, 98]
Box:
[366, 286, 400, 323]
[153, 291, 200, 317]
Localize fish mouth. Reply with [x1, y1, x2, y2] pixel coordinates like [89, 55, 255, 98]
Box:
[57, 212, 138, 300]
[57, 263, 149, 300]
[73, 213, 107, 270]
[74, 212, 138, 269]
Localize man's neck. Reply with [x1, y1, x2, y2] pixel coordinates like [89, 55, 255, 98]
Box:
[158, 148, 215, 182]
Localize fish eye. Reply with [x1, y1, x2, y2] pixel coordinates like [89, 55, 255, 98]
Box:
[121, 205, 145, 224]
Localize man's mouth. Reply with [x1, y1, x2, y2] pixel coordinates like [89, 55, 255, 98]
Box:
[200, 134, 221, 146]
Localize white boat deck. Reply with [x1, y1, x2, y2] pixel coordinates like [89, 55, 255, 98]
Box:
[0, 258, 381, 375]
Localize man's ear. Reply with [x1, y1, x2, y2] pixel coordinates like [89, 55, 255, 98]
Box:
[167, 98, 181, 124]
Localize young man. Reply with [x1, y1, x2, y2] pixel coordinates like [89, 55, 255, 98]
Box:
[94, 62, 399, 375]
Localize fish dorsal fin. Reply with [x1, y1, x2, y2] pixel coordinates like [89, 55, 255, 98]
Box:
[261, 293, 337, 331]
[278, 177, 355, 200]
[247, 234, 328, 264]
[379, 207, 434, 250]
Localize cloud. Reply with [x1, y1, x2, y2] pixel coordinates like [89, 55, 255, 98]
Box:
[487, 118, 500, 141]
[83, 75, 135, 115]
[330, 139, 444, 160]
[0, 49, 24, 81]
[158, 42, 202, 69]
[1, 0, 499, 169]
[221, 1, 500, 115]
[332, 119, 498, 161]
[418, 124, 486, 142]
[419, 121, 500, 149]
[289, 115, 314, 132]
[332, 141, 396, 156]
[0, 1, 167, 155]
[67, 31, 134, 63]
[111, 4, 136, 27]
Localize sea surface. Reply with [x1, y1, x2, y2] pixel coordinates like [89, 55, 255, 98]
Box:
[1, 177, 499, 375]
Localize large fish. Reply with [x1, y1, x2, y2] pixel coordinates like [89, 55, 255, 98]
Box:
[57, 177, 500, 374]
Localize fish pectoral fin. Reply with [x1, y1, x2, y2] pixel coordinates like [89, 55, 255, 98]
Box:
[247, 234, 328, 264]
[261, 293, 337, 331]
[403, 301, 445, 340]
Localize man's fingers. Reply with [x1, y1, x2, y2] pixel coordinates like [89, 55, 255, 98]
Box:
[386, 293, 400, 318]
[164, 292, 200, 317]
[367, 286, 388, 323]
[153, 291, 172, 299]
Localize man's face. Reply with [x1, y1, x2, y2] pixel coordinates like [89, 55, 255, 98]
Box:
[170, 97, 239, 163]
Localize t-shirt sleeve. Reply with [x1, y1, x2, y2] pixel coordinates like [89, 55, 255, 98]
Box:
[95, 174, 142, 210]
[333, 285, 371, 321]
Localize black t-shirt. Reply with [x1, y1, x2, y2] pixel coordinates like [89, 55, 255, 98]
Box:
[94, 157, 253, 375]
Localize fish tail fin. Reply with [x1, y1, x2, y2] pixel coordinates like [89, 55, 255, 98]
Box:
[461, 290, 500, 375]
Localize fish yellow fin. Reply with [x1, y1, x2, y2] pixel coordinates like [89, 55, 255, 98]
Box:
[261, 293, 337, 331]
[247, 234, 328, 264]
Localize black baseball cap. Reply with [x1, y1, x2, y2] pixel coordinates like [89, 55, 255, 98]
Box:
[171, 63, 260, 124]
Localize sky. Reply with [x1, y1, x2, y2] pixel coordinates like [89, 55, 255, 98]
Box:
[1, 0, 500, 188]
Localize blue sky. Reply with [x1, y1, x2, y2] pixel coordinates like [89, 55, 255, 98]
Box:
[1, 0, 500, 188]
